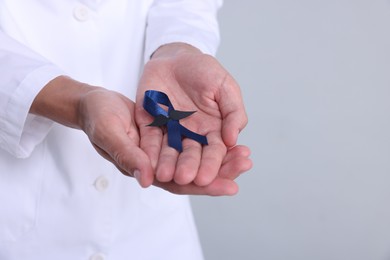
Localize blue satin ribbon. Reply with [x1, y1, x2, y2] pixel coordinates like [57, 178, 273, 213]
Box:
[143, 90, 208, 152]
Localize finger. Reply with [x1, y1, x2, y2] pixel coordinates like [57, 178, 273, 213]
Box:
[194, 131, 227, 186]
[92, 140, 154, 187]
[93, 144, 143, 179]
[217, 75, 248, 147]
[113, 144, 154, 188]
[219, 156, 253, 180]
[222, 145, 251, 165]
[154, 178, 239, 196]
[95, 125, 154, 187]
[155, 134, 179, 182]
[174, 138, 202, 185]
[139, 126, 163, 169]
[218, 145, 252, 180]
[136, 102, 164, 169]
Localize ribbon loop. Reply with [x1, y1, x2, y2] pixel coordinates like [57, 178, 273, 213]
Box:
[143, 90, 208, 152]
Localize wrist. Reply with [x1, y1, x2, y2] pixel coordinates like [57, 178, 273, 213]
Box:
[30, 75, 99, 129]
[151, 42, 202, 60]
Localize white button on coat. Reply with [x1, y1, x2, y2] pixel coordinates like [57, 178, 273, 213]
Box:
[94, 176, 109, 192]
[90, 253, 105, 260]
[73, 5, 90, 22]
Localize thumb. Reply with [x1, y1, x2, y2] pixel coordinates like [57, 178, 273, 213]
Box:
[117, 144, 154, 188]
[91, 127, 155, 188]
[218, 75, 248, 147]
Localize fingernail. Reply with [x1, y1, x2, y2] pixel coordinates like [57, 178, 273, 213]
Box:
[133, 169, 141, 185]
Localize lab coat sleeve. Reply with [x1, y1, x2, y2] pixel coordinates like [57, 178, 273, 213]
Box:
[0, 30, 64, 158]
[144, 0, 223, 62]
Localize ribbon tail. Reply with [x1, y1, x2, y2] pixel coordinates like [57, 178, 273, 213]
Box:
[179, 125, 208, 146]
[167, 121, 183, 152]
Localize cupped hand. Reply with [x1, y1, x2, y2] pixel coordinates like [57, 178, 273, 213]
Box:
[78, 87, 155, 187]
[31, 76, 155, 187]
[80, 87, 252, 196]
[135, 43, 251, 189]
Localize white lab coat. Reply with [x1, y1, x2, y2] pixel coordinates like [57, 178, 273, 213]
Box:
[0, 1, 222, 259]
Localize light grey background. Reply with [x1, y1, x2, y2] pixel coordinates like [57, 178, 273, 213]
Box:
[191, 1, 390, 260]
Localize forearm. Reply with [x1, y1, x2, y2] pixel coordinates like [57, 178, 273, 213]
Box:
[32, 43, 199, 129]
[29, 76, 97, 129]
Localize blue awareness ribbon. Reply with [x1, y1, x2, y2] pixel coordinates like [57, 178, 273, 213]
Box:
[143, 90, 208, 152]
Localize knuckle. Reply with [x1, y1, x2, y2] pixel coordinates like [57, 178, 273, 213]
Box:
[194, 174, 213, 187]
[113, 149, 129, 172]
[174, 171, 194, 185]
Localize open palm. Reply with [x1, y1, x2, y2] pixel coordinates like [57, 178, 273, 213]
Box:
[135, 45, 251, 195]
